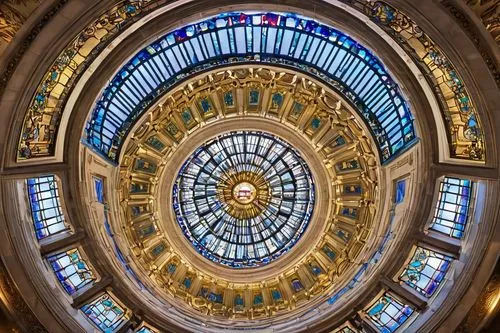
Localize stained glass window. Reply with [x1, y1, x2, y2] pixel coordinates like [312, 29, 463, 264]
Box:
[253, 293, 264, 306]
[85, 12, 415, 163]
[173, 131, 315, 268]
[81, 293, 127, 332]
[366, 293, 414, 333]
[430, 177, 473, 238]
[291, 279, 304, 292]
[234, 294, 244, 308]
[395, 179, 406, 204]
[399, 247, 452, 297]
[26, 176, 68, 240]
[368, 2, 484, 161]
[18, 0, 154, 160]
[47, 248, 95, 295]
[93, 176, 105, 203]
[334, 325, 357, 333]
[323, 245, 336, 261]
[271, 289, 283, 302]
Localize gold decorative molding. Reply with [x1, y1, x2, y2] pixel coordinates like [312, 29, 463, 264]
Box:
[0, 2, 26, 43]
[106, 67, 381, 319]
[465, 0, 500, 45]
[456, 261, 500, 332]
[0, 260, 46, 332]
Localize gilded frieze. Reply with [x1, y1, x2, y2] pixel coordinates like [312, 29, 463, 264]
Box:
[114, 68, 380, 319]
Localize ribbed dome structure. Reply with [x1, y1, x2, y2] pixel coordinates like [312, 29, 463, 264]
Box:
[0, 1, 498, 333]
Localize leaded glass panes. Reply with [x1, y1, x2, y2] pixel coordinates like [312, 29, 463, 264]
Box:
[18, 1, 155, 160]
[85, 12, 415, 163]
[173, 131, 315, 268]
[430, 177, 473, 238]
[366, 293, 414, 332]
[367, 2, 484, 161]
[399, 247, 452, 297]
[81, 293, 127, 332]
[395, 179, 406, 204]
[94, 176, 105, 203]
[47, 248, 95, 295]
[26, 176, 68, 240]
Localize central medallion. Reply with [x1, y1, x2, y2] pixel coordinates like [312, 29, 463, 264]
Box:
[233, 182, 256, 204]
[173, 131, 315, 268]
[216, 172, 270, 219]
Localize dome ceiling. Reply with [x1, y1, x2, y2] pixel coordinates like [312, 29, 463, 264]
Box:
[0, 1, 498, 333]
[113, 67, 381, 321]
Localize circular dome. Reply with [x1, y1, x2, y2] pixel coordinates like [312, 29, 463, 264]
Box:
[172, 130, 315, 268]
[2, 2, 498, 333]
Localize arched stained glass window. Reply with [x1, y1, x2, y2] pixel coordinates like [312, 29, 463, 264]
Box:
[172, 131, 315, 268]
[85, 12, 415, 163]
[26, 176, 68, 240]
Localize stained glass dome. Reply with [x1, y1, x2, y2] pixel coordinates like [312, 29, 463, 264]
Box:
[172, 131, 315, 268]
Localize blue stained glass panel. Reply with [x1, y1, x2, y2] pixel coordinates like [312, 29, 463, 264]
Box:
[93, 176, 105, 203]
[253, 293, 264, 306]
[26, 176, 68, 240]
[234, 294, 244, 306]
[272, 289, 282, 301]
[47, 248, 95, 295]
[430, 177, 473, 239]
[249, 90, 260, 105]
[399, 247, 452, 297]
[395, 179, 406, 204]
[323, 245, 336, 261]
[291, 279, 304, 292]
[366, 293, 414, 333]
[85, 12, 415, 164]
[183, 277, 192, 289]
[81, 293, 127, 332]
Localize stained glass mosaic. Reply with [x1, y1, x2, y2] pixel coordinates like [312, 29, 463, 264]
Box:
[395, 179, 406, 204]
[81, 293, 127, 332]
[366, 293, 414, 332]
[430, 177, 473, 239]
[47, 248, 95, 295]
[85, 12, 415, 163]
[93, 176, 105, 203]
[365, 1, 484, 160]
[26, 175, 68, 240]
[173, 131, 315, 268]
[18, 0, 156, 160]
[399, 247, 452, 297]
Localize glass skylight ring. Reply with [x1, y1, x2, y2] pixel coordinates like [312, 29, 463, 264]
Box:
[85, 12, 416, 163]
[172, 131, 315, 268]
